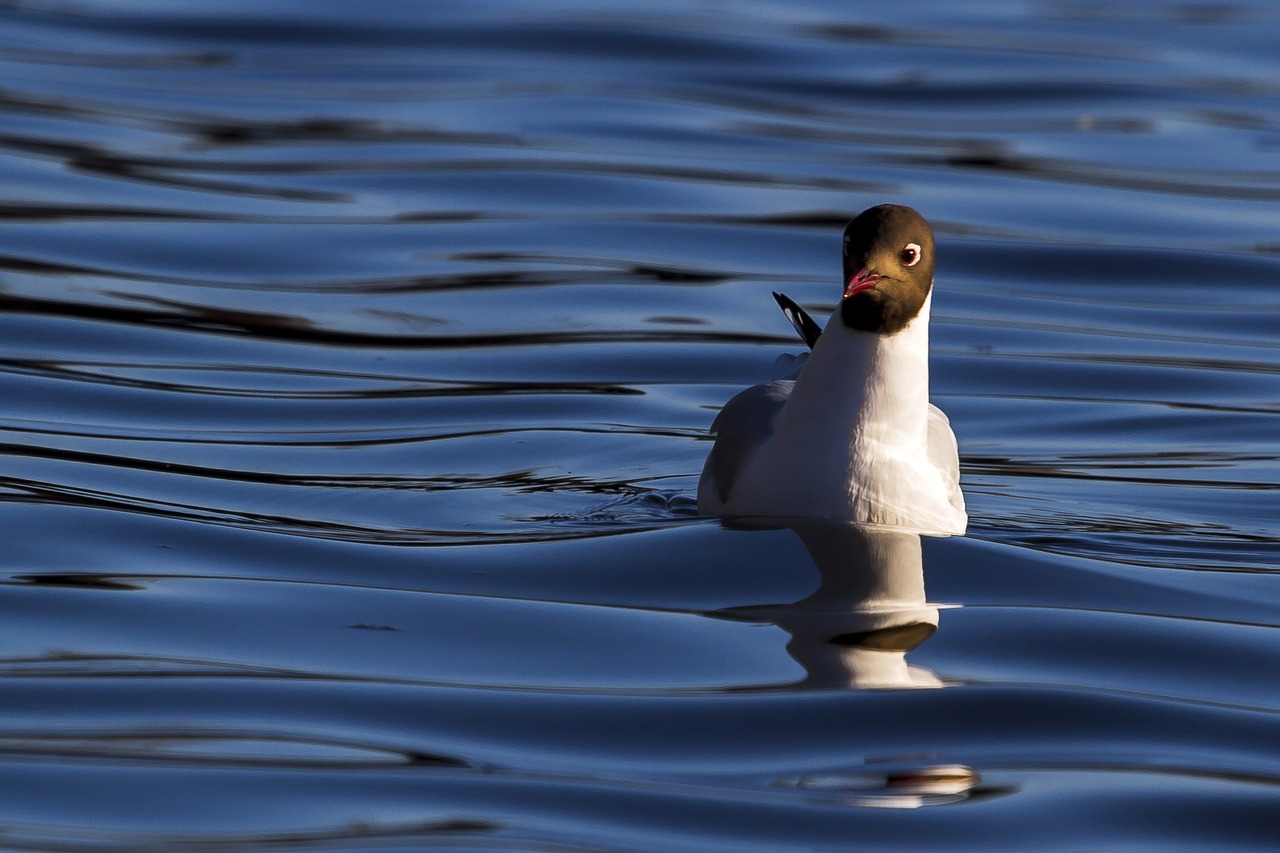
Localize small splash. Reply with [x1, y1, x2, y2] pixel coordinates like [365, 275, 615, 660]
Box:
[525, 490, 702, 529]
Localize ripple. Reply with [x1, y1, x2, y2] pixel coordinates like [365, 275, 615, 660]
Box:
[2, 0, 1279, 849]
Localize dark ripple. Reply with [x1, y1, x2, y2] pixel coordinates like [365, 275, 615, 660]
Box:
[910, 148, 1280, 201]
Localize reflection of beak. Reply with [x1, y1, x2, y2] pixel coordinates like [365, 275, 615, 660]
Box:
[845, 268, 879, 298]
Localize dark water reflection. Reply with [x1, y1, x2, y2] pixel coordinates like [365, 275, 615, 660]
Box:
[1, 0, 1279, 849]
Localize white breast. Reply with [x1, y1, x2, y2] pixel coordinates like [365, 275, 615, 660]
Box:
[698, 294, 966, 535]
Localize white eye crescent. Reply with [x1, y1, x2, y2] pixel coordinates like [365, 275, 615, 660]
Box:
[899, 242, 922, 267]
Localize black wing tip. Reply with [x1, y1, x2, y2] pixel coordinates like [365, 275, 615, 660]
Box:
[772, 290, 822, 350]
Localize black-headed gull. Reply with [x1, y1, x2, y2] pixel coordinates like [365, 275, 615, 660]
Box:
[698, 204, 967, 535]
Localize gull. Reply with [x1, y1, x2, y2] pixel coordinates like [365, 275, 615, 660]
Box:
[697, 204, 967, 535]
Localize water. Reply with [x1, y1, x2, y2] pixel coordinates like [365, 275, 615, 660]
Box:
[1, 1, 1278, 849]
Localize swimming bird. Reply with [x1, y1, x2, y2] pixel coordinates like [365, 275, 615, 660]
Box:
[697, 204, 967, 535]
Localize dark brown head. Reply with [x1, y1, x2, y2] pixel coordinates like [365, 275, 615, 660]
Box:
[839, 204, 936, 335]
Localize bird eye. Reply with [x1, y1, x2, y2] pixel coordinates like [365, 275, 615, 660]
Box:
[899, 243, 922, 267]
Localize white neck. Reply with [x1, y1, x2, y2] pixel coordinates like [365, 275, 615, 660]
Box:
[768, 292, 934, 522]
[778, 292, 932, 447]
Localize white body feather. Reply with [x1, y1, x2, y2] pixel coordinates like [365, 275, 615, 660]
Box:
[698, 293, 967, 535]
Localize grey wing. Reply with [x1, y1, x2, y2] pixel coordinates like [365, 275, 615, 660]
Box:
[772, 351, 808, 381]
[926, 403, 965, 513]
[698, 381, 792, 511]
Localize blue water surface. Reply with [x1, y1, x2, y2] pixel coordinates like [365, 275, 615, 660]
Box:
[0, 1, 1278, 850]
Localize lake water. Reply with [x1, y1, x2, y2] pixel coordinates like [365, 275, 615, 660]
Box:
[1, 1, 1278, 849]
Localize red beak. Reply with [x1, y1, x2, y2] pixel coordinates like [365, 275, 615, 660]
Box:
[844, 268, 879, 299]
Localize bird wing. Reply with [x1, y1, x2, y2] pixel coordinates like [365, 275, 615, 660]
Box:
[699, 380, 792, 508]
[926, 403, 965, 514]
[698, 293, 814, 512]
[772, 351, 808, 380]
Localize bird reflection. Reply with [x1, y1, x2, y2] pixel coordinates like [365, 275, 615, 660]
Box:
[717, 521, 989, 807]
[717, 520, 941, 690]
